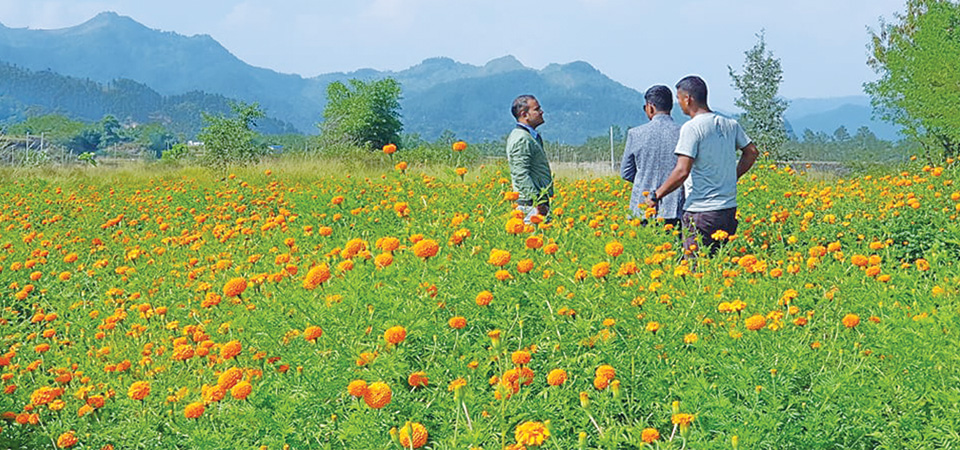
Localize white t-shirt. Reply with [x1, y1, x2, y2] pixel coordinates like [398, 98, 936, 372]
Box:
[674, 112, 751, 212]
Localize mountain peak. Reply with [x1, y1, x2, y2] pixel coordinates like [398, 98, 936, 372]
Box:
[483, 55, 527, 74]
[73, 11, 146, 33]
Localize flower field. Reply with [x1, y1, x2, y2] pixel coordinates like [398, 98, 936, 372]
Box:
[1, 155, 960, 449]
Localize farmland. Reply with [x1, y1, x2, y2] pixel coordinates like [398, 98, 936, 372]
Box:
[0, 154, 958, 449]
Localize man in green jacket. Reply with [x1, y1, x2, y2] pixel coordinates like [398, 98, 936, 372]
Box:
[507, 95, 554, 223]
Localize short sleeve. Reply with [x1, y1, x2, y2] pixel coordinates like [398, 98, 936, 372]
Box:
[735, 123, 751, 149]
[674, 123, 698, 159]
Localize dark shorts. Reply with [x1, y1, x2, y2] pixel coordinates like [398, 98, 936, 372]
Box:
[681, 207, 738, 255]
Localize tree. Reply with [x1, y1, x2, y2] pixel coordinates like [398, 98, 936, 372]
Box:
[866, 0, 960, 159]
[729, 31, 791, 160]
[320, 78, 402, 150]
[198, 101, 266, 169]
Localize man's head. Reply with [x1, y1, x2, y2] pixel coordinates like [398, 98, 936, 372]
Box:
[675, 76, 709, 116]
[512, 95, 544, 129]
[643, 85, 673, 119]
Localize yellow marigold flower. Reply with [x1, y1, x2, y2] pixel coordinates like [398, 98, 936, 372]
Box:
[547, 369, 567, 386]
[364, 382, 391, 409]
[641, 427, 660, 443]
[842, 313, 860, 328]
[515, 421, 550, 447]
[672, 413, 695, 426]
[399, 421, 429, 448]
[645, 321, 661, 333]
[384, 326, 407, 345]
[683, 333, 698, 344]
[184, 402, 204, 419]
[222, 277, 247, 297]
[745, 314, 766, 331]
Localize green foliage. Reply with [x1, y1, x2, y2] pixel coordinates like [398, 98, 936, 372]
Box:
[866, 0, 960, 160]
[4, 114, 86, 140]
[320, 78, 403, 150]
[786, 126, 913, 164]
[729, 31, 791, 160]
[77, 151, 97, 166]
[160, 143, 193, 163]
[198, 102, 267, 170]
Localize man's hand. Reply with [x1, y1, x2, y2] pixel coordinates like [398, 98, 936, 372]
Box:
[643, 198, 658, 209]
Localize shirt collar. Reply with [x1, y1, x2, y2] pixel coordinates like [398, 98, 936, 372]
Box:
[516, 122, 540, 140]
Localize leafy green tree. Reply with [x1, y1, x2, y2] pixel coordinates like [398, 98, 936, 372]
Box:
[198, 101, 266, 169]
[866, 0, 960, 160]
[729, 31, 791, 160]
[320, 78, 402, 150]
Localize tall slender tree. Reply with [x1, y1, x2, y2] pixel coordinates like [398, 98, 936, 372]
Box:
[729, 31, 791, 160]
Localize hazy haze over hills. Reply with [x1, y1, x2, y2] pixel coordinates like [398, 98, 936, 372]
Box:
[0, 12, 900, 142]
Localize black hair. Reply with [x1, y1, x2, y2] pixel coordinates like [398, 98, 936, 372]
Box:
[511, 95, 537, 120]
[675, 76, 708, 105]
[644, 85, 673, 112]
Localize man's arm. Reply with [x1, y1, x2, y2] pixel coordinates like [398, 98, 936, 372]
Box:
[736, 142, 759, 179]
[620, 134, 637, 183]
[644, 155, 693, 208]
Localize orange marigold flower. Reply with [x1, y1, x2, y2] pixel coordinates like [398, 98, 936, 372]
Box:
[494, 269, 512, 281]
[374, 253, 394, 269]
[605, 241, 624, 257]
[408, 371, 429, 388]
[488, 249, 511, 267]
[56, 431, 78, 448]
[347, 380, 368, 397]
[217, 367, 243, 390]
[547, 369, 567, 386]
[184, 402, 204, 419]
[384, 326, 407, 345]
[222, 277, 247, 297]
[642, 428, 660, 443]
[448, 316, 467, 329]
[595, 364, 616, 381]
[302, 264, 331, 290]
[231, 381, 252, 400]
[411, 239, 439, 259]
[383, 143, 397, 155]
[511, 350, 531, 366]
[645, 321, 660, 333]
[525, 235, 544, 249]
[303, 326, 323, 342]
[127, 381, 150, 401]
[515, 421, 550, 447]
[475, 290, 493, 306]
[745, 314, 766, 331]
[399, 422, 429, 448]
[364, 382, 391, 409]
[516, 259, 534, 273]
[220, 340, 242, 360]
[356, 352, 377, 366]
[452, 141, 467, 151]
[591, 262, 610, 278]
[842, 313, 860, 328]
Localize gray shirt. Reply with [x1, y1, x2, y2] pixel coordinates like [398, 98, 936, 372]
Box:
[621, 114, 683, 219]
[674, 112, 751, 212]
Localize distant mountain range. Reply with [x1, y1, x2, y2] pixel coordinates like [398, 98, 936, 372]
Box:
[0, 12, 900, 143]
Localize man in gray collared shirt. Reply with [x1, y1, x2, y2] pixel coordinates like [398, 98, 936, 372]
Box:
[620, 85, 683, 225]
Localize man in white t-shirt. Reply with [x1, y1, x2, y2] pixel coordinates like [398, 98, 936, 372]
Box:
[644, 75, 759, 256]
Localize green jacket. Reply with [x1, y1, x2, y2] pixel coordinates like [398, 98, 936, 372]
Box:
[506, 127, 554, 203]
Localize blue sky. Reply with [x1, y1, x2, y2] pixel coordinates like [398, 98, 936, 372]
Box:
[0, 0, 905, 110]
